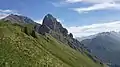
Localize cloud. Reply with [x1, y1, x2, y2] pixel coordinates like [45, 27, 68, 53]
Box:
[35, 19, 43, 24]
[0, 13, 9, 19]
[65, 0, 120, 3]
[57, 18, 64, 22]
[51, 2, 67, 7]
[66, 21, 120, 37]
[51, 0, 120, 13]
[65, 0, 82, 3]
[63, 0, 120, 13]
[0, 9, 19, 14]
[0, 9, 20, 19]
[72, 2, 120, 13]
[0, 9, 14, 13]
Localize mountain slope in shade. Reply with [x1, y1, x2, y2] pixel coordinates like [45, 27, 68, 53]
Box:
[79, 31, 120, 67]
[0, 14, 107, 67]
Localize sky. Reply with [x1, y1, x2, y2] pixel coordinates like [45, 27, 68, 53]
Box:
[0, 0, 120, 37]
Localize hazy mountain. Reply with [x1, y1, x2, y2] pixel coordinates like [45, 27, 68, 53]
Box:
[76, 34, 97, 41]
[78, 31, 120, 67]
[0, 14, 106, 67]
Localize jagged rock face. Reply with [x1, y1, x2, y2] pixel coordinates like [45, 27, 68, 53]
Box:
[60, 28, 68, 36]
[38, 14, 84, 51]
[69, 33, 73, 38]
[3, 14, 36, 24]
[38, 25, 51, 35]
[34, 24, 41, 33]
[42, 14, 68, 36]
[43, 14, 58, 30]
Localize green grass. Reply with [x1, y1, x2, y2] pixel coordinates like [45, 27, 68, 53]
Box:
[0, 21, 106, 67]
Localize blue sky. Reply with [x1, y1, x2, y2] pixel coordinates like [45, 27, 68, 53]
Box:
[1, 0, 120, 37]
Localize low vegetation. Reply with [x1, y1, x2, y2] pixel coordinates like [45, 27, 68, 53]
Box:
[0, 20, 106, 67]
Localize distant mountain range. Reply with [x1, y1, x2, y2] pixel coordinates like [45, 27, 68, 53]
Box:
[0, 14, 106, 67]
[77, 31, 120, 67]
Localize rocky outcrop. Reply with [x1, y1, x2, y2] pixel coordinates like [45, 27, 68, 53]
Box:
[42, 14, 68, 36]
[34, 24, 41, 33]
[37, 14, 84, 51]
[38, 25, 51, 35]
[69, 33, 73, 38]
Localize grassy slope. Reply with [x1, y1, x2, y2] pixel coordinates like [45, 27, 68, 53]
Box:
[0, 21, 106, 67]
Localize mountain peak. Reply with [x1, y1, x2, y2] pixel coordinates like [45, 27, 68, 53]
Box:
[43, 14, 55, 22]
[97, 31, 118, 37]
[3, 14, 35, 24]
[45, 14, 54, 18]
[42, 14, 69, 35]
[42, 14, 59, 30]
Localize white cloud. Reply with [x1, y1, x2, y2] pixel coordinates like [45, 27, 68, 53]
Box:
[72, 2, 120, 13]
[57, 18, 64, 22]
[64, 0, 120, 13]
[65, 0, 120, 3]
[66, 21, 120, 37]
[0, 9, 14, 13]
[0, 9, 19, 14]
[51, 2, 67, 7]
[0, 13, 9, 19]
[0, 9, 20, 19]
[65, 0, 82, 3]
[35, 19, 43, 24]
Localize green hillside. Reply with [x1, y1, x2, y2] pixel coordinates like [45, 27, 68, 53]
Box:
[0, 20, 106, 67]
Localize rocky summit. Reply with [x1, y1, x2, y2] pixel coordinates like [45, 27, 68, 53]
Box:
[36, 14, 85, 51]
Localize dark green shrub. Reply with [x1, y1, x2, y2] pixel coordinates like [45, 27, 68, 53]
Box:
[24, 27, 29, 35]
[31, 30, 37, 38]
